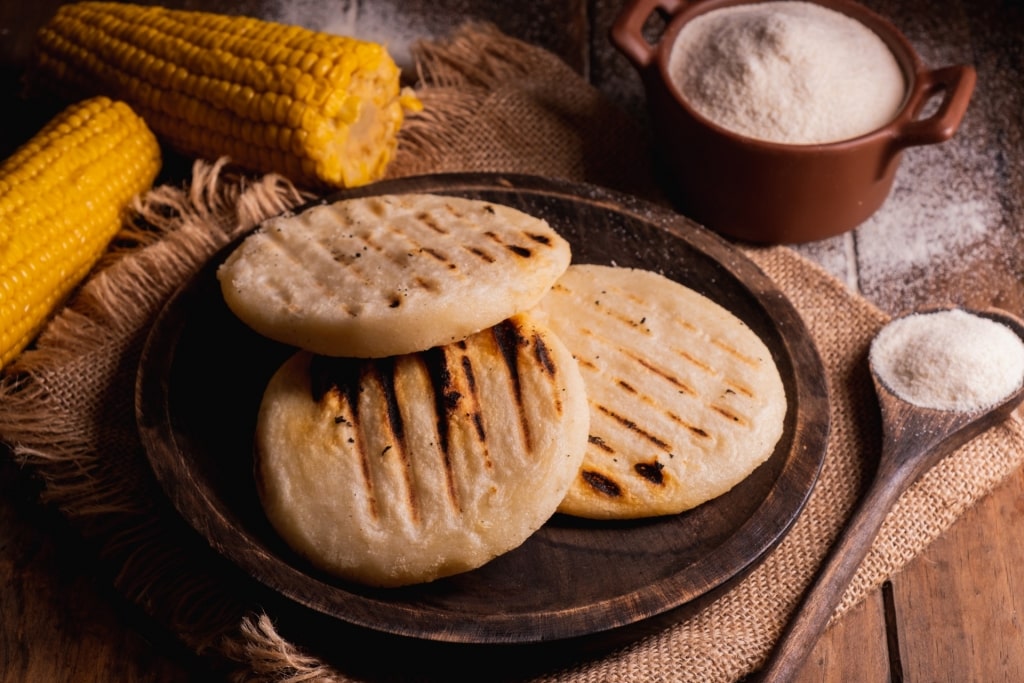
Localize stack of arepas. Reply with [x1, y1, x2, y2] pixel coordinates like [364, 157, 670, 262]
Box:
[216, 193, 786, 588]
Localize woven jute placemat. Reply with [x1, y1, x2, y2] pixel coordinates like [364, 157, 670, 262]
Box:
[1, 23, 1022, 683]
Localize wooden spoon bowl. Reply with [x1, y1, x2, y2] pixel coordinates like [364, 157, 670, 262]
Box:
[752, 307, 1024, 682]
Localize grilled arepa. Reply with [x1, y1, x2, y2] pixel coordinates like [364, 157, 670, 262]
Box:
[254, 314, 589, 587]
[217, 194, 571, 357]
[533, 265, 787, 519]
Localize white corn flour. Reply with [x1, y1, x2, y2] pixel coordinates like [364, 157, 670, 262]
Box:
[869, 309, 1024, 413]
[667, 1, 906, 144]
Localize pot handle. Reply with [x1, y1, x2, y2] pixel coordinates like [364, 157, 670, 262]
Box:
[610, 0, 691, 70]
[891, 64, 976, 149]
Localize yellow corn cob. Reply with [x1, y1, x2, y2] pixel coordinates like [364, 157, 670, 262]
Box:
[0, 96, 161, 370]
[30, 2, 422, 189]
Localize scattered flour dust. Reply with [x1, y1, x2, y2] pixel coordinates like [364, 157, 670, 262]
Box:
[262, 0, 432, 70]
[788, 8, 1017, 314]
[850, 128, 1010, 310]
[859, 176, 990, 271]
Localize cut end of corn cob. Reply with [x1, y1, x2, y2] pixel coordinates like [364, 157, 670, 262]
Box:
[0, 95, 161, 370]
[30, 2, 422, 189]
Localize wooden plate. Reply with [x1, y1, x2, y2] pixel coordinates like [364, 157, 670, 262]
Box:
[136, 173, 829, 646]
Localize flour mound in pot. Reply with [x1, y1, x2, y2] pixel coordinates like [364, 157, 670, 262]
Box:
[667, 1, 906, 144]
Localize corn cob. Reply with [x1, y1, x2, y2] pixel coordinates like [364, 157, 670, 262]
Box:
[0, 96, 161, 370]
[30, 2, 422, 189]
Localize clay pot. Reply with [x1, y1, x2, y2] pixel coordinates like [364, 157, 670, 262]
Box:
[611, 0, 976, 244]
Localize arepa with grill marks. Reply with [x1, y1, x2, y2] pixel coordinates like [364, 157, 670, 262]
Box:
[217, 194, 571, 357]
[532, 265, 787, 519]
[254, 313, 589, 587]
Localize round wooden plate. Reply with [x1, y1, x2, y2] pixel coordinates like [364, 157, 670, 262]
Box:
[136, 173, 830, 646]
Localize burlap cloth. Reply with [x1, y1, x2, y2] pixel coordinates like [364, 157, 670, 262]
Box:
[2, 23, 1022, 683]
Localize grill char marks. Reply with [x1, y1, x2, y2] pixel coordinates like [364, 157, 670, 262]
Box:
[376, 357, 407, 445]
[530, 330, 563, 415]
[424, 346, 458, 457]
[423, 346, 464, 510]
[575, 291, 767, 461]
[413, 276, 439, 292]
[306, 323, 567, 524]
[420, 246, 455, 269]
[582, 470, 622, 497]
[373, 358, 423, 521]
[219, 194, 572, 359]
[482, 228, 559, 260]
[459, 355, 487, 445]
[635, 460, 666, 485]
[308, 355, 379, 519]
[310, 355, 363, 405]
[623, 348, 695, 396]
[711, 404, 748, 426]
[309, 355, 422, 522]
[365, 197, 389, 218]
[532, 333, 557, 376]
[534, 264, 787, 520]
[414, 209, 449, 235]
[255, 310, 589, 587]
[465, 245, 497, 263]
[596, 404, 670, 451]
[712, 338, 761, 368]
[493, 318, 528, 411]
[490, 317, 554, 451]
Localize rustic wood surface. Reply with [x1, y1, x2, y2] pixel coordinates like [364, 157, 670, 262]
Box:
[1, 0, 1022, 681]
[757, 308, 1024, 682]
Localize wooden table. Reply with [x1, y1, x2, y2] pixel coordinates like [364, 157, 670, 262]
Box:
[1, 1, 1022, 681]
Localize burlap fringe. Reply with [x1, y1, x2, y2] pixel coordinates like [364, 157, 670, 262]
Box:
[390, 23, 660, 201]
[0, 159, 314, 661]
[0, 23, 647, 683]
[0, 24, 580, 683]
[390, 23, 534, 178]
[1, 158, 304, 512]
[221, 615, 353, 683]
[414, 21, 542, 89]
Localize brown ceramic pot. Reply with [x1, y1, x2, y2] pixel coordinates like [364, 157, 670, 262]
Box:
[612, 0, 976, 244]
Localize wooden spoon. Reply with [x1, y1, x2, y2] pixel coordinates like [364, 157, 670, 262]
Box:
[751, 307, 1024, 682]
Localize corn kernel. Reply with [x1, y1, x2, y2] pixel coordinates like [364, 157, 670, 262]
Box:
[31, 2, 421, 188]
[0, 96, 160, 368]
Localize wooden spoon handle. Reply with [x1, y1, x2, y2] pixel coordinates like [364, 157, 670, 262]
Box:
[753, 308, 1024, 681]
[752, 472, 909, 682]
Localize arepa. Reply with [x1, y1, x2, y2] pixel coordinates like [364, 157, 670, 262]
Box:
[254, 314, 589, 587]
[217, 194, 571, 357]
[532, 264, 787, 519]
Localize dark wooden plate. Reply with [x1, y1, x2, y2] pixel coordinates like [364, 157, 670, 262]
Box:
[135, 173, 830, 646]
